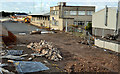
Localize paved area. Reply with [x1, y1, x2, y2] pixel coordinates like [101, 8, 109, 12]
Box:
[2, 22, 44, 34]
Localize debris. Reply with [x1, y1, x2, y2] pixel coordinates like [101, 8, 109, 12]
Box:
[17, 44, 26, 47]
[0, 50, 6, 56]
[6, 50, 23, 56]
[0, 68, 3, 74]
[27, 40, 62, 61]
[13, 61, 49, 73]
[41, 31, 54, 34]
[8, 60, 15, 63]
[18, 33, 26, 35]
[30, 31, 41, 35]
[0, 63, 8, 67]
[104, 34, 117, 40]
[31, 53, 42, 57]
[0, 67, 15, 74]
[20, 54, 28, 57]
[104, 49, 107, 52]
[1, 55, 24, 60]
[28, 57, 33, 61]
[43, 60, 50, 64]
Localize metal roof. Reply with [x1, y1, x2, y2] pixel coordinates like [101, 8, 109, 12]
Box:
[29, 12, 50, 16]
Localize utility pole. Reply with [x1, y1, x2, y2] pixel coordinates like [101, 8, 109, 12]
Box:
[66, 20, 68, 32]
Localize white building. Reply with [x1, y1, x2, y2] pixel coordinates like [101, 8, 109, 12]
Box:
[92, 7, 120, 37]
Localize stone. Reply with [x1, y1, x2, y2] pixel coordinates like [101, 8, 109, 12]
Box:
[28, 57, 33, 61]
[57, 54, 62, 59]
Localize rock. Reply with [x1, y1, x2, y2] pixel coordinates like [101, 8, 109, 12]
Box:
[7, 60, 14, 63]
[20, 54, 28, 57]
[41, 49, 48, 55]
[57, 54, 62, 59]
[28, 57, 33, 61]
[50, 55, 56, 60]
[27, 45, 31, 48]
[1, 55, 24, 60]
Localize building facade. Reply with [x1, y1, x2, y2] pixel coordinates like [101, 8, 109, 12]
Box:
[50, 2, 95, 31]
[30, 13, 50, 28]
[92, 7, 120, 37]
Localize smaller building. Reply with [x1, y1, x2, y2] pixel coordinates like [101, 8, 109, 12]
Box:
[92, 4, 120, 53]
[29, 13, 50, 28]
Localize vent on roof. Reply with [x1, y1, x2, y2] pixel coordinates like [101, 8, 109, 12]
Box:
[57, 2, 66, 6]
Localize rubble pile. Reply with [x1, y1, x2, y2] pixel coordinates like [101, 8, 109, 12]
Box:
[78, 37, 89, 45]
[78, 37, 94, 46]
[27, 40, 62, 61]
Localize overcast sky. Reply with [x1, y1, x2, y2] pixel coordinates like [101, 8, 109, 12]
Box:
[0, 0, 119, 14]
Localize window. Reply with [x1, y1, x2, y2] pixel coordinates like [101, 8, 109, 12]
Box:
[43, 17, 45, 20]
[52, 20, 58, 26]
[52, 21, 55, 25]
[73, 21, 77, 25]
[37, 17, 38, 20]
[32, 18, 35, 21]
[38, 17, 40, 20]
[48, 17, 50, 20]
[70, 11, 77, 15]
[52, 17, 54, 20]
[51, 11, 58, 15]
[51, 11, 54, 15]
[78, 21, 85, 25]
[55, 21, 58, 25]
[55, 11, 58, 15]
[64, 11, 69, 15]
[87, 11, 94, 15]
[78, 11, 85, 15]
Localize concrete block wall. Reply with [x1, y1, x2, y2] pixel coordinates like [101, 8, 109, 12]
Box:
[95, 39, 120, 53]
[92, 27, 115, 36]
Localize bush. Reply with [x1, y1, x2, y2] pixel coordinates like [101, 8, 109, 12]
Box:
[85, 23, 92, 30]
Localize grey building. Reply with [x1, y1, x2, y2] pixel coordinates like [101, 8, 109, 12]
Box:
[50, 2, 95, 31]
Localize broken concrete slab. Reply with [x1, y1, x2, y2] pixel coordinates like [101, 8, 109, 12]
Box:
[0, 63, 8, 67]
[20, 54, 28, 57]
[30, 31, 41, 35]
[18, 33, 26, 35]
[1, 55, 24, 60]
[6, 50, 23, 56]
[0, 67, 15, 74]
[13, 61, 49, 74]
[31, 53, 43, 57]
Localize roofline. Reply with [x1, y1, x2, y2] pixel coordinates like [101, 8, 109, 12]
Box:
[50, 5, 95, 8]
[93, 7, 117, 15]
[29, 15, 50, 17]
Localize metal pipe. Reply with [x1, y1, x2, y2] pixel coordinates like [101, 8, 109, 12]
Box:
[66, 20, 68, 32]
[115, 1, 120, 35]
[105, 5, 108, 26]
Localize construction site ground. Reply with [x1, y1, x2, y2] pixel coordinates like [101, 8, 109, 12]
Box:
[2, 32, 120, 73]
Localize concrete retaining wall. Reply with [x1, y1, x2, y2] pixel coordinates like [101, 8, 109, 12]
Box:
[95, 39, 120, 52]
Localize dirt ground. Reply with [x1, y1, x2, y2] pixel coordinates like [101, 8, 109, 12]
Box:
[2, 32, 120, 73]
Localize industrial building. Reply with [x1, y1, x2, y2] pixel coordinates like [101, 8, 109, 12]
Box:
[92, 2, 120, 53]
[30, 13, 50, 27]
[92, 6, 120, 37]
[50, 2, 95, 31]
